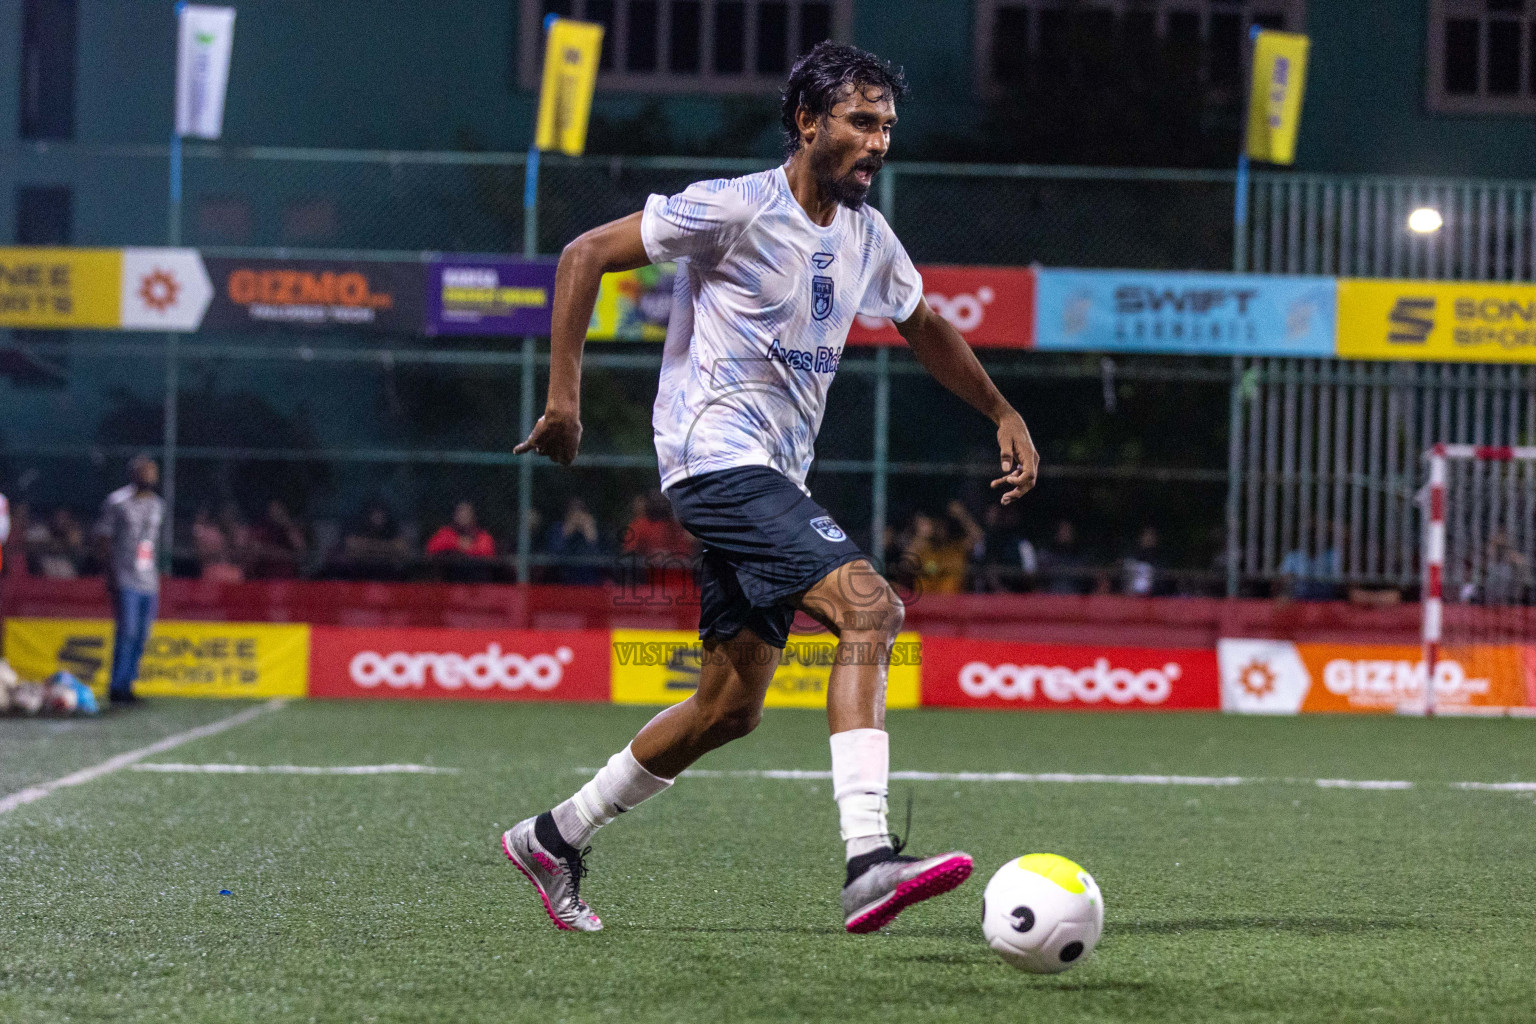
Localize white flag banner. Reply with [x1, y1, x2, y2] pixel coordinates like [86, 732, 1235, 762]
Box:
[175, 5, 236, 139]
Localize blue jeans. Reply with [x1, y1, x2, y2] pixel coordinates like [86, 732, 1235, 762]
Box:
[110, 587, 158, 698]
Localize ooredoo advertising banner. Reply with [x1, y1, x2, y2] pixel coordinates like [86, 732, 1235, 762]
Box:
[426, 258, 558, 336]
[846, 265, 1034, 348]
[308, 626, 611, 702]
[1336, 279, 1536, 363]
[1, 617, 309, 699]
[1218, 639, 1531, 714]
[1034, 269, 1336, 356]
[201, 257, 425, 332]
[610, 628, 922, 709]
[920, 638, 1220, 711]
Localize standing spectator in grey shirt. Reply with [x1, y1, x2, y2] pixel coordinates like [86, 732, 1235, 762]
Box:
[95, 456, 164, 705]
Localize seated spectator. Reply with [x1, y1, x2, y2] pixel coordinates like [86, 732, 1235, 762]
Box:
[621, 491, 694, 598]
[426, 501, 497, 582]
[902, 501, 983, 595]
[1037, 519, 1088, 595]
[973, 502, 1035, 592]
[345, 502, 409, 561]
[192, 505, 244, 583]
[1119, 525, 1163, 597]
[2, 500, 29, 577]
[427, 501, 496, 559]
[249, 500, 309, 579]
[544, 497, 606, 585]
[1279, 523, 1343, 602]
[29, 508, 86, 579]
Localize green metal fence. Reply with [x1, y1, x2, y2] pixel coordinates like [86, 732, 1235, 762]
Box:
[4, 143, 1534, 593]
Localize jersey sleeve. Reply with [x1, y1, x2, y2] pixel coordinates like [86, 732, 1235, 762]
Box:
[640, 178, 757, 270]
[858, 224, 924, 323]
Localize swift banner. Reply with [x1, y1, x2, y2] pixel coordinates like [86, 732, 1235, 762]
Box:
[610, 629, 922, 709]
[1218, 639, 1531, 714]
[1, 618, 309, 699]
[426, 258, 558, 336]
[1035, 269, 1335, 356]
[1337, 279, 1536, 363]
[202, 257, 425, 332]
[921, 638, 1221, 711]
[309, 626, 610, 701]
[847, 265, 1035, 348]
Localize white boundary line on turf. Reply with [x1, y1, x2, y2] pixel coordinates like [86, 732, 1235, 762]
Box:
[0, 699, 288, 816]
[131, 762, 459, 775]
[661, 768, 1536, 793]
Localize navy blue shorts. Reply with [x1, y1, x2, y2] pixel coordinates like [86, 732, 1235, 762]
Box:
[665, 467, 867, 648]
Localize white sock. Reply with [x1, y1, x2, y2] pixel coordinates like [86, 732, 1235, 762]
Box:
[830, 728, 891, 860]
[550, 745, 673, 848]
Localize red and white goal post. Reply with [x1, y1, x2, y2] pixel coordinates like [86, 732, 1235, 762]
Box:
[1423, 444, 1536, 717]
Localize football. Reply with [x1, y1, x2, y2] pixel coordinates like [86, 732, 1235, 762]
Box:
[981, 854, 1104, 973]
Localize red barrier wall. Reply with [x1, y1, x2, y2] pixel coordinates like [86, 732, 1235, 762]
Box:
[0, 577, 1424, 646]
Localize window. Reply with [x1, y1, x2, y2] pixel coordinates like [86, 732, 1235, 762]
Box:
[975, 0, 1304, 97]
[1429, 0, 1536, 113]
[518, 0, 849, 92]
[17, 0, 77, 140]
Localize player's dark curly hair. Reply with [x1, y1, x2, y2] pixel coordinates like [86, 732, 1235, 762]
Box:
[780, 41, 908, 155]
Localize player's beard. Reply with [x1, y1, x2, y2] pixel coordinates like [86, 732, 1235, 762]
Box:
[811, 142, 880, 210]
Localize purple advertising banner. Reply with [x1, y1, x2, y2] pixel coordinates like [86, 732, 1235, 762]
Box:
[425, 258, 558, 336]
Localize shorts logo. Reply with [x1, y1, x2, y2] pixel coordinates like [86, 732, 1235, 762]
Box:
[812, 275, 834, 321]
[810, 515, 846, 542]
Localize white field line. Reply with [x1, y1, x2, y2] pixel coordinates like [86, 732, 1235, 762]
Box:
[0, 699, 287, 816]
[655, 768, 1536, 794]
[131, 763, 459, 775]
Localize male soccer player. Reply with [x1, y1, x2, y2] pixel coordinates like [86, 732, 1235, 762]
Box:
[505, 42, 1039, 933]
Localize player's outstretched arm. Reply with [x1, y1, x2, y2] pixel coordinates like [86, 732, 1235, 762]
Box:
[895, 297, 1039, 503]
[514, 212, 651, 465]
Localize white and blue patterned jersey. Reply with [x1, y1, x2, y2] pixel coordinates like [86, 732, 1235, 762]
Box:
[640, 165, 923, 494]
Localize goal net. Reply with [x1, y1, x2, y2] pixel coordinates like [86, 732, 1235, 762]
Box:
[1423, 444, 1536, 716]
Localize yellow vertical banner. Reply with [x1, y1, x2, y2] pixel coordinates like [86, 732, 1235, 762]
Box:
[1245, 30, 1310, 165]
[534, 18, 604, 157]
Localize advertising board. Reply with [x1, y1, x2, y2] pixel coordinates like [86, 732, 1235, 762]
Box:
[847, 265, 1034, 348]
[201, 257, 424, 332]
[1337, 279, 1536, 363]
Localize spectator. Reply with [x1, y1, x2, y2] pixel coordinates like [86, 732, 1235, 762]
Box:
[426, 501, 498, 582]
[338, 501, 411, 581]
[622, 491, 694, 596]
[1279, 523, 1343, 602]
[544, 497, 606, 585]
[1037, 519, 1088, 595]
[973, 502, 1035, 592]
[192, 506, 243, 583]
[31, 508, 86, 579]
[1, 498, 24, 577]
[1120, 525, 1163, 597]
[344, 502, 409, 560]
[902, 501, 983, 595]
[622, 491, 694, 563]
[95, 456, 164, 706]
[426, 501, 496, 559]
[249, 500, 308, 578]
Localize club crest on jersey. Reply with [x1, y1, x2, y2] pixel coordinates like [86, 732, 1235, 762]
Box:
[811, 275, 834, 321]
[809, 515, 847, 543]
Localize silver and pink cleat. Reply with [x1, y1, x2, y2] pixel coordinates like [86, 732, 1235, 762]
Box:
[502, 812, 603, 932]
[841, 849, 974, 934]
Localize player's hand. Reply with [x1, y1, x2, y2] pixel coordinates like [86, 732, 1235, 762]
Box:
[990, 411, 1039, 504]
[514, 407, 583, 465]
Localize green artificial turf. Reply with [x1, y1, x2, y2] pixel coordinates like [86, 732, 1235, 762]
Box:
[3, 700, 1536, 1023]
